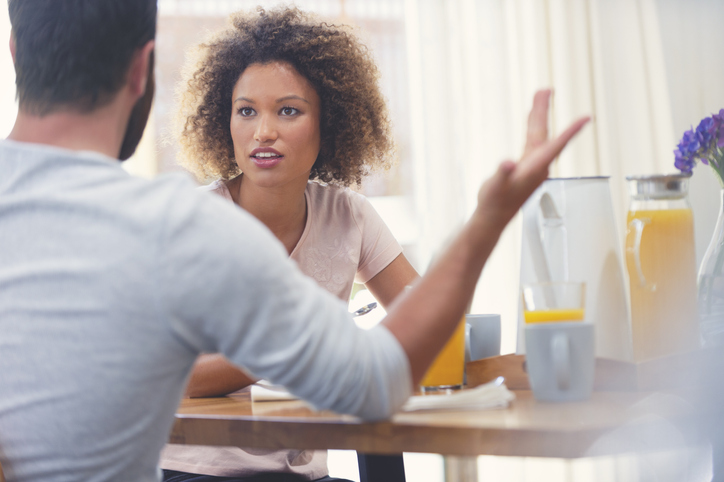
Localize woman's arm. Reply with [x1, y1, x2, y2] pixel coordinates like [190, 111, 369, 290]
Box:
[184, 353, 256, 398]
[364, 254, 419, 308]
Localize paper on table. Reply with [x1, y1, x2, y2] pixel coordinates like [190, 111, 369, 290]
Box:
[251, 377, 515, 412]
[251, 380, 298, 402]
[401, 377, 515, 412]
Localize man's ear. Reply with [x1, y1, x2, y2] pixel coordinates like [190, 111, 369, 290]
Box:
[9, 31, 16, 63]
[128, 40, 155, 98]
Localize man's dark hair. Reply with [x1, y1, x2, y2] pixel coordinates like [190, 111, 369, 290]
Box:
[8, 0, 157, 115]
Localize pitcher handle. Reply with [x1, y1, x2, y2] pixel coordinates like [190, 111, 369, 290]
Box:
[630, 218, 656, 290]
[552, 332, 571, 390]
[523, 193, 553, 283]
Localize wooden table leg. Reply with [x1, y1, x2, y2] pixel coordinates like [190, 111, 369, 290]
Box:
[357, 453, 406, 482]
[443, 455, 478, 482]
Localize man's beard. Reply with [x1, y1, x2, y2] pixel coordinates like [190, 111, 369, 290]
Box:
[119, 50, 155, 161]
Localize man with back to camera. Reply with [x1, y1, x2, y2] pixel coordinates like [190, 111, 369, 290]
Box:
[0, 0, 588, 480]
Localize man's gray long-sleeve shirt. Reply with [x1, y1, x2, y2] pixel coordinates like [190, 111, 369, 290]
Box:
[0, 140, 411, 482]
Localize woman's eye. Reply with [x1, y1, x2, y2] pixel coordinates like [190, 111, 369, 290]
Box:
[280, 106, 299, 116]
[238, 107, 255, 116]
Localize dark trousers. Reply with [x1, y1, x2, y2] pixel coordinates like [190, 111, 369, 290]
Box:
[162, 469, 353, 482]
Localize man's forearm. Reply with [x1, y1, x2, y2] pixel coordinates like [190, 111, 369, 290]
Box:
[383, 211, 503, 385]
[382, 89, 589, 388]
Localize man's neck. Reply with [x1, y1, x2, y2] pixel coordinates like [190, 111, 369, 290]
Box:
[7, 102, 128, 160]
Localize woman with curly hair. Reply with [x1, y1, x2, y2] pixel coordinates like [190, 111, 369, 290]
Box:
[160, 6, 418, 482]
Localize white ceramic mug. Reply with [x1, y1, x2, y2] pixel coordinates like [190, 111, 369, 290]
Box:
[525, 322, 595, 402]
[465, 314, 502, 364]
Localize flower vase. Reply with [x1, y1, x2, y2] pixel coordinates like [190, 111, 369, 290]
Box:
[699, 188, 724, 347]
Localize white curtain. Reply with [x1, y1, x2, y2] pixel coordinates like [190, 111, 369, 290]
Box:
[656, 0, 724, 272]
[404, 0, 723, 480]
[404, 0, 724, 353]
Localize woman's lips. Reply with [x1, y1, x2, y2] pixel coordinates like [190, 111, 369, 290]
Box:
[250, 154, 283, 169]
[249, 147, 283, 169]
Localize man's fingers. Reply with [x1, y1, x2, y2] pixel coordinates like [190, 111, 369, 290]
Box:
[519, 117, 591, 186]
[543, 116, 590, 161]
[530, 117, 591, 169]
[498, 159, 516, 178]
[476, 110, 589, 231]
[523, 89, 552, 156]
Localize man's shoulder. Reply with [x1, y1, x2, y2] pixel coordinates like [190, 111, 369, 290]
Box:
[0, 139, 196, 193]
[0, 139, 216, 226]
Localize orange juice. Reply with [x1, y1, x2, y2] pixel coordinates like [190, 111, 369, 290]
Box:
[420, 317, 465, 389]
[625, 208, 699, 361]
[524, 308, 585, 323]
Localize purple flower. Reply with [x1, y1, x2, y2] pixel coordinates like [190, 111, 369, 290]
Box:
[678, 128, 700, 156]
[708, 110, 724, 148]
[697, 118, 715, 146]
[714, 109, 724, 124]
[675, 110, 724, 187]
[674, 150, 696, 172]
[716, 110, 724, 148]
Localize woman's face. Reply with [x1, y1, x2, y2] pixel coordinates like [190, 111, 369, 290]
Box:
[230, 61, 321, 189]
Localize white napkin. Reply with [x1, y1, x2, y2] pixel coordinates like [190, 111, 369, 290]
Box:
[250, 378, 515, 412]
[401, 377, 515, 412]
[251, 380, 298, 402]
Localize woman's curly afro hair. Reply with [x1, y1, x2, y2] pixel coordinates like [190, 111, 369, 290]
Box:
[176, 6, 395, 186]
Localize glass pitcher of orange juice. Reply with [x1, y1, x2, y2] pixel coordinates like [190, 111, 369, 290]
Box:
[625, 173, 700, 361]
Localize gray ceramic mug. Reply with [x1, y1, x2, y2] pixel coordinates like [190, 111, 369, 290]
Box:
[465, 314, 502, 364]
[525, 322, 595, 402]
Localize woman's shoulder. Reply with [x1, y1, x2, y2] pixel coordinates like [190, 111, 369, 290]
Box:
[305, 181, 381, 228]
[305, 180, 367, 208]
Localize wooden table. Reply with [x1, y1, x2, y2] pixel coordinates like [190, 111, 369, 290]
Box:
[169, 388, 704, 481]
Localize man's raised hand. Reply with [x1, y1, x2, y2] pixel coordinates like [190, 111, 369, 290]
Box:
[475, 90, 590, 232]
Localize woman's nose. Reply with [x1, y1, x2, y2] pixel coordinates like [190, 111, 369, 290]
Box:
[254, 115, 278, 143]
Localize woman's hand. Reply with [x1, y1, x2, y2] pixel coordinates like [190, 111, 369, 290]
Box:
[184, 354, 257, 398]
[474, 90, 589, 233]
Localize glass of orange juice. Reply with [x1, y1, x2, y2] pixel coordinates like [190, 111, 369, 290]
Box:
[522, 282, 586, 324]
[420, 316, 466, 392]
